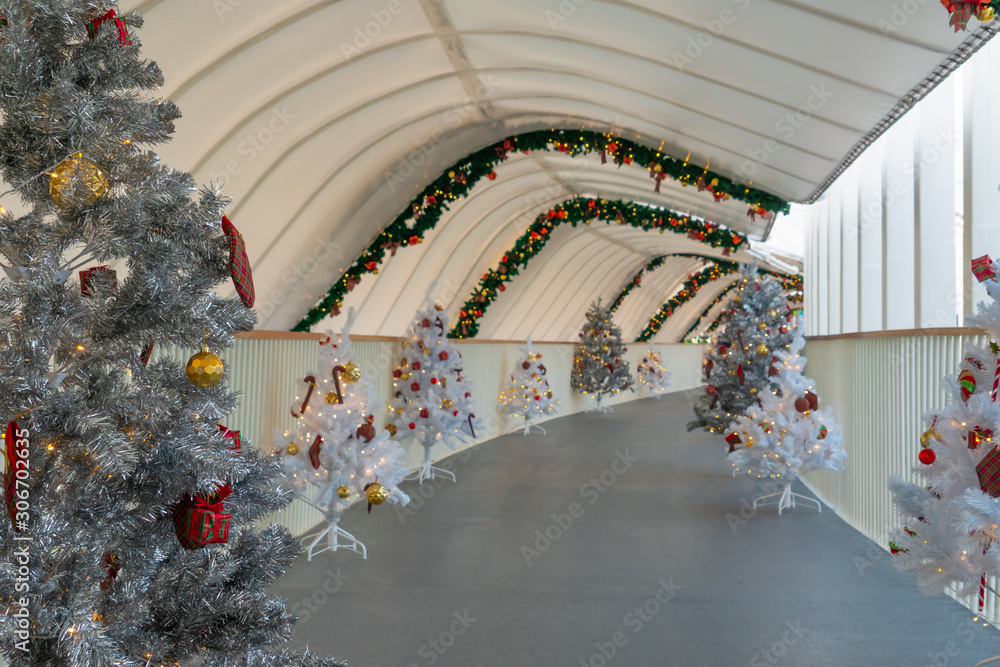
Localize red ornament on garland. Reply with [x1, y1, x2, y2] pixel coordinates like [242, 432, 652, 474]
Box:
[919, 448, 936, 465]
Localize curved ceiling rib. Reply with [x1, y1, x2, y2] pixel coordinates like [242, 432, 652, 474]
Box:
[118, 0, 984, 338]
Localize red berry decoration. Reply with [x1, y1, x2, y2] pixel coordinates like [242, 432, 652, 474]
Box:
[919, 448, 936, 465]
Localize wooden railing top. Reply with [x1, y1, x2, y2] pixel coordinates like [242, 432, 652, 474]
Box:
[806, 327, 985, 342]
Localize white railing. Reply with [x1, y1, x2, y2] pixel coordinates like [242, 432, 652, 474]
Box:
[803, 329, 1000, 623]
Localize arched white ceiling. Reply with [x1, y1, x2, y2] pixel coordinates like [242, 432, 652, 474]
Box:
[119, 0, 992, 337]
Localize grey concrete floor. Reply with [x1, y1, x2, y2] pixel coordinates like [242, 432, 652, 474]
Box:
[270, 394, 1000, 666]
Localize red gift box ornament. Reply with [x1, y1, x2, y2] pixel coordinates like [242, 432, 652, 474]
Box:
[972, 255, 997, 283]
[4, 421, 26, 532]
[80, 266, 117, 296]
[87, 8, 131, 45]
[173, 495, 231, 550]
[977, 446, 1000, 497]
[140, 340, 155, 367]
[725, 433, 741, 452]
[222, 215, 255, 308]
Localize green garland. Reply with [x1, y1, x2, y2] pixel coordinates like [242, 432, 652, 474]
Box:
[293, 129, 790, 331]
[703, 310, 729, 338]
[609, 256, 666, 312]
[636, 263, 741, 342]
[681, 282, 740, 341]
[449, 198, 748, 339]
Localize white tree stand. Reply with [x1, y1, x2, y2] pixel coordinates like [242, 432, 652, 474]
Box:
[406, 443, 457, 484]
[522, 417, 546, 436]
[752, 482, 821, 515]
[298, 495, 367, 561]
[586, 397, 613, 414]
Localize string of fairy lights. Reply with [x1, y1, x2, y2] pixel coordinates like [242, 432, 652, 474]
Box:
[293, 128, 790, 332]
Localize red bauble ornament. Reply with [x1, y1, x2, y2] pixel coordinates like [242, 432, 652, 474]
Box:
[487, 171, 497, 180]
[430, 378, 438, 384]
[794, 398, 811, 413]
[465, 392, 471, 398]
[439, 351, 448, 361]
[918, 448, 936, 465]
[409, 423, 416, 429]
[522, 361, 531, 369]
[534, 395, 540, 400]
[453, 410, 459, 416]
[411, 382, 420, 391]
[357, 423, 376, 443]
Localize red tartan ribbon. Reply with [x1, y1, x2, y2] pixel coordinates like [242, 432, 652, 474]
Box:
[977, 446, 1000, 497]
[222, 215, 255, 308]
[87, 9, 131, 45]
[80, 266, 117, 296]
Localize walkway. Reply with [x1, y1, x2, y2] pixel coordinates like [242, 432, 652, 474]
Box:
[270, 394, 1000, 666]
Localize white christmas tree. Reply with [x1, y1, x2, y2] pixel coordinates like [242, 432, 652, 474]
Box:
[636, 350, 671, 398]
[275, 310, 409, 560]
[726, 323, 844, 513]
[388, 296, 478, 483]
[889, 255, 1000, 618]
[499, 336, 559, 435]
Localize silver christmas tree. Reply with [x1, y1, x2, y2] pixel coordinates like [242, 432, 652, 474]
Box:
[0, 3, 341, 665]
[571, 301, 634, 412]
[687, 265, 796, 434]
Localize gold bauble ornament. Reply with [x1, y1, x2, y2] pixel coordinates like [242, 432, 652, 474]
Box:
[50, 153, 109, 209]
[400, 372, 410, 381]
[770, 309, 779, 317]
[396, 407, 404, 415]
[602, 345, 610, 352]
[286, 443, 299, 456]
[734, 295, 741, 303]
[758, 323, 767, 331]
[366, 482, 388, 506]
[979, 6, 996, 21]
[337, 485, 351, 499]
[186, 345, 224, 387]
[749, 387, 757, 395]
[342, 361, 361, 383]
[442, 398, 454, 409]
[326, 391, 338, 404]
[756, 343, 769, 356]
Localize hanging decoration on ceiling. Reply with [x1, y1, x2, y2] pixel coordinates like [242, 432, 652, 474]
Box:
[449, 200, 748, 339]
[293, 129, 791, 332]
[681, 282, 741, 342]
[609, 256, 667, 313]
[636, 263, 742, 342]
[940, 0, 997, 30]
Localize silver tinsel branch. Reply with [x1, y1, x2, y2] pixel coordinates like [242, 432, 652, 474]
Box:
[0, 2, 344, 665]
